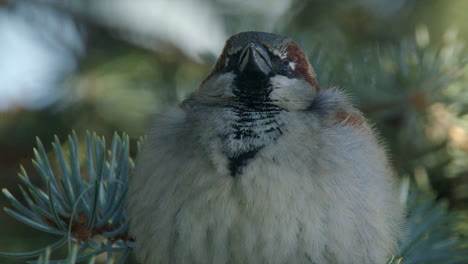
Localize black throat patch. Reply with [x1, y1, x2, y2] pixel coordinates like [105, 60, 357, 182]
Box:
[222, 76, 284, 177]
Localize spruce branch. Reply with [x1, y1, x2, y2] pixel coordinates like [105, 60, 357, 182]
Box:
[1, 132, 136, 263]
[36, 245, 96, 264]
[396, 182, 468, 264]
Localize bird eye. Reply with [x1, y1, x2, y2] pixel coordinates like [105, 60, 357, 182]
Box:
[282, 60, 291, 70]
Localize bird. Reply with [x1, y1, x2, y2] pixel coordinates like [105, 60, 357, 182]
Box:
[127, 31, 403, 264]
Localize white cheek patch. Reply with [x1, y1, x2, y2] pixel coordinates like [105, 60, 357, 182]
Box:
[269, 75, 316, 110]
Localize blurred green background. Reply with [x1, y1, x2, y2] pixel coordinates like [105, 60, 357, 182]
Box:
[0, 0, 466, 263]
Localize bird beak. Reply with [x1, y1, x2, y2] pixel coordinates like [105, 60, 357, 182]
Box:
[238, 43, 273, 76]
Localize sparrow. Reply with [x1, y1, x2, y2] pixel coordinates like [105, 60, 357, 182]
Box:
[127, 31, 403, 264]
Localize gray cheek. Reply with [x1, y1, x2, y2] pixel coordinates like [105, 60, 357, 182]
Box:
[268, 76, 316, 110]
[199, 72, 236, 98]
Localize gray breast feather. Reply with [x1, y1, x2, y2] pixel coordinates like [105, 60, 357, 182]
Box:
[127, 90, 403, 264]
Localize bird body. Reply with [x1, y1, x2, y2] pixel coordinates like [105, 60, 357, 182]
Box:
[127, 32, 402, 264]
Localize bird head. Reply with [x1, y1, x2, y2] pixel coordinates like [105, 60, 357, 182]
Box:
[194, 31, 321, 110]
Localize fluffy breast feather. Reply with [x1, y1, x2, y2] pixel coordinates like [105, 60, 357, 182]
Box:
[127, 90, 403, 264]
